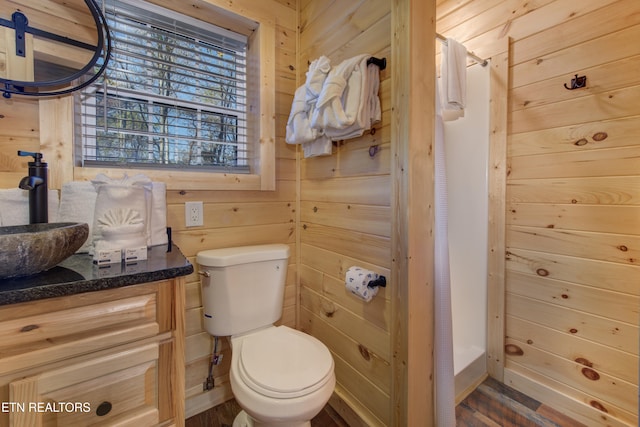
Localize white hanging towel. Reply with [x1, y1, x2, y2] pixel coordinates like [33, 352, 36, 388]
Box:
[286, 56, 331, 146]
[286, 85, 320, 145]
[305, 55, 331, 105]
[300, 56, 334, 157]
[439, 37, 467, 122]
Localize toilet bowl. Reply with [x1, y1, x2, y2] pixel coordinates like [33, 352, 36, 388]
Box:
[197, 244, 336, 427]
[229, 326, 335, 427]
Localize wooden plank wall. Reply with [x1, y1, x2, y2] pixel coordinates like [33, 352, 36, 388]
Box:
[128, 0, 299, 417]
[5, 0, 638, 425]
[436, 0, 639, 426]
[0, 0, 298, 419]
[297, 1, 393, 425]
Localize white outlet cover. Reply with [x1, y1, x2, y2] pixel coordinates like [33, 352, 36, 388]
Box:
[185, 201, 204, 227]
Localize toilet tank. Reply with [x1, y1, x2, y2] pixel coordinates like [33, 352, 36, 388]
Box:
[197, 244, 290, 337]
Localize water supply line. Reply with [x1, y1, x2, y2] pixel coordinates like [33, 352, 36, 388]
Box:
[203, 336, 222, 391]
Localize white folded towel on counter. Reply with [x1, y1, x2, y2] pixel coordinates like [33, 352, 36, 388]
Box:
[58, 181, 98, 252]
[0, 189, 59, 226]
[94, 207, 147, 254]
[58, 177, 167, 252]
[49, 190, 60, 223]
[150, 182, 168, 247]
[91, 174, 152, 254]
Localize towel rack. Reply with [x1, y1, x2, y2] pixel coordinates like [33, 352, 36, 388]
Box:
[367, 57, 387, 70]
[435, 33, 488, 67]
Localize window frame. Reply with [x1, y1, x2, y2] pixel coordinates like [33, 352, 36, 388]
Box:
[46, 0, 276, 191]
[80, 1, 251, 173]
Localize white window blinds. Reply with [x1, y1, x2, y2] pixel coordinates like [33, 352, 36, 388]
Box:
[79, 0, 249, 171]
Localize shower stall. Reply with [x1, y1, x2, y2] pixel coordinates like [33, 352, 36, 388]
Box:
[442, 62, 491, 398]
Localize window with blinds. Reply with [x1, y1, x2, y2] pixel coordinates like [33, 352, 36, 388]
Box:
[79, 0, 249, 172]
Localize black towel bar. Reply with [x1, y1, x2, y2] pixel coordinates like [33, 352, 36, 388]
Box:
[367, 57, 386, 70]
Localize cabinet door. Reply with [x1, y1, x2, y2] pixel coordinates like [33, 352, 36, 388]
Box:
[9, 343, 160, 427]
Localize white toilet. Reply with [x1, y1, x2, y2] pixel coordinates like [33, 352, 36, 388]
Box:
[197, 244, 336, 427]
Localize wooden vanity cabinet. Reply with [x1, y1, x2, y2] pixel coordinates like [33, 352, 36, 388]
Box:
[0, 278, 185, 427]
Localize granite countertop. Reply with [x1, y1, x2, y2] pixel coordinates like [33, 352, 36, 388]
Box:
[0, 244, 193, 306]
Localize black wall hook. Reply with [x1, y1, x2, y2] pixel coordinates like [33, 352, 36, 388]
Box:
[564, 74, 587, 90]
[367, 57, 386, 70]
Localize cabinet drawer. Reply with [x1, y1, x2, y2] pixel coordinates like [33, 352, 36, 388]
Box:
[9, 342, 159, 427]
[0, 283, 166, 375]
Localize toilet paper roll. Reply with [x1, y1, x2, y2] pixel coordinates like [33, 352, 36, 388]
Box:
[345, 266, 380, 302]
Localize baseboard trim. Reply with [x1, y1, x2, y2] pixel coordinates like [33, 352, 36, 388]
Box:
[455, 352, 488, 404]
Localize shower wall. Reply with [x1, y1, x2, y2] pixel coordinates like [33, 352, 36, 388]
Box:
[443, 62, 490, 380]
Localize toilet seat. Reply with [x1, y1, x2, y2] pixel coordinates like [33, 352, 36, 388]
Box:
[237, 327, 334, 399]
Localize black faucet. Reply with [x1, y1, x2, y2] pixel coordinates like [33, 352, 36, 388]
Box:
[17, 150, 48, 224]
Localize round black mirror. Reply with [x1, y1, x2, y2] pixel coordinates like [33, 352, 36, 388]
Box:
[0, 0, 111, 98]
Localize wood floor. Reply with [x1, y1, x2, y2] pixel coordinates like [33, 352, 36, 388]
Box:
[456, 377, 586, 427]
[184, 398, 347, 427]
[185, 377, 586, 427]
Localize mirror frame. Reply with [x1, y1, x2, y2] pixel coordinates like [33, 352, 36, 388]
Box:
[0, 0, 111, 98]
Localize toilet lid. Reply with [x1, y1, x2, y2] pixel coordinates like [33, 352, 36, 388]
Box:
[238, 327, 334, 398]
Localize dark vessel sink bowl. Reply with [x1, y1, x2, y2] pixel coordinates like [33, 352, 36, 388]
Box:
[0, 222, 89, 279]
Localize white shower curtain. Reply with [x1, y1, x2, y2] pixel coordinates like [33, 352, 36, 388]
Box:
[434, 85, 456, 427]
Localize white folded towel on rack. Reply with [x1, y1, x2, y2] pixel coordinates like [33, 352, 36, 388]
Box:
[286, 53, 382, 158]
[286, 85, 320, 145]
[439, 37, 467, 121]
[305, 55, 331, 105]
[325, 62, 381, 140]
[286, 56, 331, 146]
[58, 181, 98, 252]
[311, 53, 369, 132]
[0, 189, 59, 226]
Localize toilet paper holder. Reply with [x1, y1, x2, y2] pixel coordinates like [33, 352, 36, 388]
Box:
[345, 266, 386, 302]
[367, 276, 386, 288]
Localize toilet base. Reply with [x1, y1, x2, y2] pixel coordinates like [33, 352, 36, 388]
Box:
[232, 410, 312, 427]
[232, 410, 251, 427]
